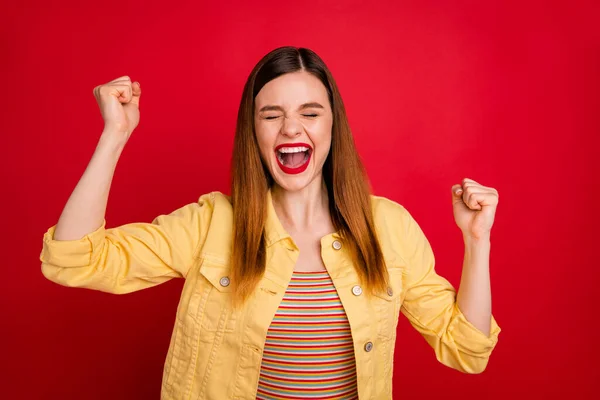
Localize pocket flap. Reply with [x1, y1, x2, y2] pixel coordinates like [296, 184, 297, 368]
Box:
[199, 259, 232, 293]
[373, 267, 405, 301]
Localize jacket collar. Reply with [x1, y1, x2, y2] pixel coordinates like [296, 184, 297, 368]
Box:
[264, 188, 293, 247]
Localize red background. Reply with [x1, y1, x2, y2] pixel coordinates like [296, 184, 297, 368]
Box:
[1, 0, 598, 398]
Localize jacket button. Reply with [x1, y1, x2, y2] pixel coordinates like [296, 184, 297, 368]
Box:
[219, 276, 230, 287]
[351, 285, 363, 296]
[332, 240, 342, 250]
[387, 287, 394, 296]
[364, 341, 374, 352]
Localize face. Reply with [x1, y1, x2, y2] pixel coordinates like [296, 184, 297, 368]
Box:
[254, 70, 333, 192]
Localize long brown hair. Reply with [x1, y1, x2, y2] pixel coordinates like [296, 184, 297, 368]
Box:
[230, 46, 389, 306]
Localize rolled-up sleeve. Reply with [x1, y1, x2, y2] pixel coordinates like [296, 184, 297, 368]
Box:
[40, 192, 216, 294]
[41, 220, 108, 269]
[399, 205, 501, 374]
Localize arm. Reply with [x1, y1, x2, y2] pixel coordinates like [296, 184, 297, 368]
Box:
[456, 235, 492, 336]
[54, 76, 140, 242]
[40, 192, 215, 294]
[399, 207, 501, 374]
[52, 132, 124, 242]
[40, 76, 212, 294]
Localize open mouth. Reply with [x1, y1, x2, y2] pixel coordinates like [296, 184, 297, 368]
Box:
[275, 143, 313, 174]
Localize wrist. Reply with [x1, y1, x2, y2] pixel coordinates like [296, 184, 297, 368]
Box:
[464, 234, 491, 247]
[98, 130, 128, 155]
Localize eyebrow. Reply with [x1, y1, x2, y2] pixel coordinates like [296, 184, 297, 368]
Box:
[258, 102, 325, 113]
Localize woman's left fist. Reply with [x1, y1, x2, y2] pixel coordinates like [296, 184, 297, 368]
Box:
[451, 178, 499, 240]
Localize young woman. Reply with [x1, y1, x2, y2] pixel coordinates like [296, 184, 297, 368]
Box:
[41, 46, 501, 399]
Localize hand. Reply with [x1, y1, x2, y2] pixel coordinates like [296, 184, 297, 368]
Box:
[451, 178, 499, 240]
[93, 76, 141, 143]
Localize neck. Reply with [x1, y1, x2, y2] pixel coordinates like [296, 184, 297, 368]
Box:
[271, 177, 331, 234]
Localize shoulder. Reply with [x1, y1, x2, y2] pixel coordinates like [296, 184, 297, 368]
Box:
[370, 194, 411, 228]
[197, 191, 232, 210]
[369, 194, 425, 267]
[186, 191, 234, 261]
[369, 194, 426, 238]
[369, 195, 410, 262]
[162, 191, 232, 228]
[189, 191, 233, 225]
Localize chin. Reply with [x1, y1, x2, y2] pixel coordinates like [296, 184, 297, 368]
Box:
[272, 171, 314, 192]
[269, 157, 323, 192]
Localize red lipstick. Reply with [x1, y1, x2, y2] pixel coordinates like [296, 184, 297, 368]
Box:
[274, 142, 313, 175]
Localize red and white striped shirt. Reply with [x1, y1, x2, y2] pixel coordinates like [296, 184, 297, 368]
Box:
[256, 269, 358, 399]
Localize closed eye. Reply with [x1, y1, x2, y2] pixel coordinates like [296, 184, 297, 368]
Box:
[264, 114, 317, 120]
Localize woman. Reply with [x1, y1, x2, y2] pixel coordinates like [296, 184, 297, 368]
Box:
[41, 46, 501, 399]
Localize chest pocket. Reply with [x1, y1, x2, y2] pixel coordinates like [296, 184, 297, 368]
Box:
[371, 266, 406, 339]
[197, 259, 237, 333]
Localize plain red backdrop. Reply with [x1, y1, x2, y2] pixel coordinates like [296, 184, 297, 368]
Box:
[1, 0, 598, 398]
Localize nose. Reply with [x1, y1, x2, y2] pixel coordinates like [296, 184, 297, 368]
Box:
[281, 115, 302, 138]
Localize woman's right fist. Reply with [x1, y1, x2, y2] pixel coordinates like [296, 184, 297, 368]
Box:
[93, 76, 141, 141]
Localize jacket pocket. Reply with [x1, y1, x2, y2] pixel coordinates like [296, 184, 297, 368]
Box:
[371, 266, 406, 339]
[197, 258, 237, 333]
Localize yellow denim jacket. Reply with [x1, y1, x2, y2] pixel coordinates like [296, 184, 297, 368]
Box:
[40, 190, 501, 399]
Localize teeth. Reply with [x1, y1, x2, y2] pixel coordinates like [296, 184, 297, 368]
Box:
[277, 146, 309, 154]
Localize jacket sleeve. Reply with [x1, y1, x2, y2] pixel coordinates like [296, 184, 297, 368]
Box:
[40, 192, 216, 294]
[399, 206, 501, 374]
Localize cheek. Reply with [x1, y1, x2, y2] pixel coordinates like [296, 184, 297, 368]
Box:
[315, 142, 331, 166]
[254, 126, 278, 163]
[311, 122, 332, 160]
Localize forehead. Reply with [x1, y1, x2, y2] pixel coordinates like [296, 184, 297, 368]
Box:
[255, 71, 329, 108]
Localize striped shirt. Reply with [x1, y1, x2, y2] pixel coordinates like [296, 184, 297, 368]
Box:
[256, 269, 358, 399]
